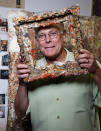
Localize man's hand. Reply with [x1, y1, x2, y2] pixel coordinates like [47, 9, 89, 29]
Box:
[77, 49, 99, 74]
[77, 48, 101, 91]
[15, 62, 30, 118]
[17, 63, 30, 79]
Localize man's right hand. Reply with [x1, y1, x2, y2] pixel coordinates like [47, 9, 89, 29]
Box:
[17, 63, 30, 79]
[15, 63, 30, 118]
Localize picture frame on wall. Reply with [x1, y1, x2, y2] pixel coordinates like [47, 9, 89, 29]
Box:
[92, 0, 101, 16]
[0, 106, 5, 118]
[0, 94, 5, 105]
[0, 40, 8, 51]
[2, 54, 9, 66]
[0, 18, 8, 32]
[0, 70, 8, 79]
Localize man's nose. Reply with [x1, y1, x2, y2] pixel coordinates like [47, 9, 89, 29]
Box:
[45, 34, 51, 42]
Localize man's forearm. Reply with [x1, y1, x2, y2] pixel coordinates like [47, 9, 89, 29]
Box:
[15, 82, 29, 119]
[93, 68, 101, 92]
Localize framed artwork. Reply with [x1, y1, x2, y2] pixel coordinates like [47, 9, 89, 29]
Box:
[0, 26, 7, 32]
[0, 40, 8, 51]
[2, 54, 9, 66]
[79, 16, 101, 63]
[0, 106, 5, 118]
[92, 0, 101, 16]
[0, 94, 5, 105]
[0, 18, 8, 32]
[11, 5, 88, 82]
[0, 70, 8, 79]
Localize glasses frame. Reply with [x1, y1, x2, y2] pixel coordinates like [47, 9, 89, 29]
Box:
[38, 30, 61, 41]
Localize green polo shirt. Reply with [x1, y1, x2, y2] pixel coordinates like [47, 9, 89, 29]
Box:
[26, 49, 101, 131]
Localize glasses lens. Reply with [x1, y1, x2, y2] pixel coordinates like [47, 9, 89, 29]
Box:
[38, 31, 59, 41]
[49, 31, 58, 39]
[38, 34, 45, 41]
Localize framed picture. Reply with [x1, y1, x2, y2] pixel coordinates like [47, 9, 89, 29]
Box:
[0, 106, 5, 118]
[2, 54, 9, 66]
[9, 5, 88, 82]
[0, 26, 7, 32]
[0, 94, 5, 105]
[0, 18, 8, 32]
[0, 70, 8, 79]
[92, 0, 101, 16]
[0, 40, 8, 51]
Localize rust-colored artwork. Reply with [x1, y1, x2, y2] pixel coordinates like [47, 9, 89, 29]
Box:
[79, 16, 101, 63]
[7, 10, 30, 131]
[13, 5, 88, 82]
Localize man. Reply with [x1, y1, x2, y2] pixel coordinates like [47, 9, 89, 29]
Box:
[15, 23, 101, 131]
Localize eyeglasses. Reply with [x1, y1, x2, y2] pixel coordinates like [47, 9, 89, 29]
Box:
[38, 31, 60, 41]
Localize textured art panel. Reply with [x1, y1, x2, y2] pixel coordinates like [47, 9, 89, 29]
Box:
[13, 5, 88, 82]
[79, 16, 101, 63]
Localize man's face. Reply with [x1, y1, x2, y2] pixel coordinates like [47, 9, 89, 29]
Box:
[37, 27, 64, 59]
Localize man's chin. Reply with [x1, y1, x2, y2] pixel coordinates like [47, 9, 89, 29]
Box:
[44, 52, 55, 57]
[45, 54, 58, 61]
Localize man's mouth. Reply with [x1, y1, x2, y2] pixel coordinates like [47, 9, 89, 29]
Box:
[45, 46, 55, 49]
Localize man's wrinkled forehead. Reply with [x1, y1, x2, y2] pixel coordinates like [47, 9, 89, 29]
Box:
[36, 23, 64, 34]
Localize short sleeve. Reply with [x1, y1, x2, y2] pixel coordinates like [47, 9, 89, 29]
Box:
[92, 82, 101, 107]
[92, 60, 101, 107]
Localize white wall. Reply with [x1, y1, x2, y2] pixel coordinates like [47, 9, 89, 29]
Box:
[25, 0, 92, 16]
[0, 0, 92, 18]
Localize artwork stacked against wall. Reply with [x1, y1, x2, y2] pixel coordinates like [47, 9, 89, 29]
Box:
[92, 0, 101, 17]
[0, 16, 8, 131]
[79, 16, 101, 63]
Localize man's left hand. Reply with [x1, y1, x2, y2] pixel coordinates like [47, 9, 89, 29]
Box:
[77, 49, 99, 74]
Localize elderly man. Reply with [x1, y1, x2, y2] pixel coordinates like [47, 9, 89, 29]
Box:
[15, 23, 101, 131]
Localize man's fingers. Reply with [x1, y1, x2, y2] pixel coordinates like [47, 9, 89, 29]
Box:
[78, 54, 90, 60]
[17, 69, 30, 74]
[17, 73, 29, 79]
[79, 49, 90, 54]
[79, 63, 91, 68]
[16, 63, 30, 79]
[17, 64, 28, 69]
[78, 58, 89, 63]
